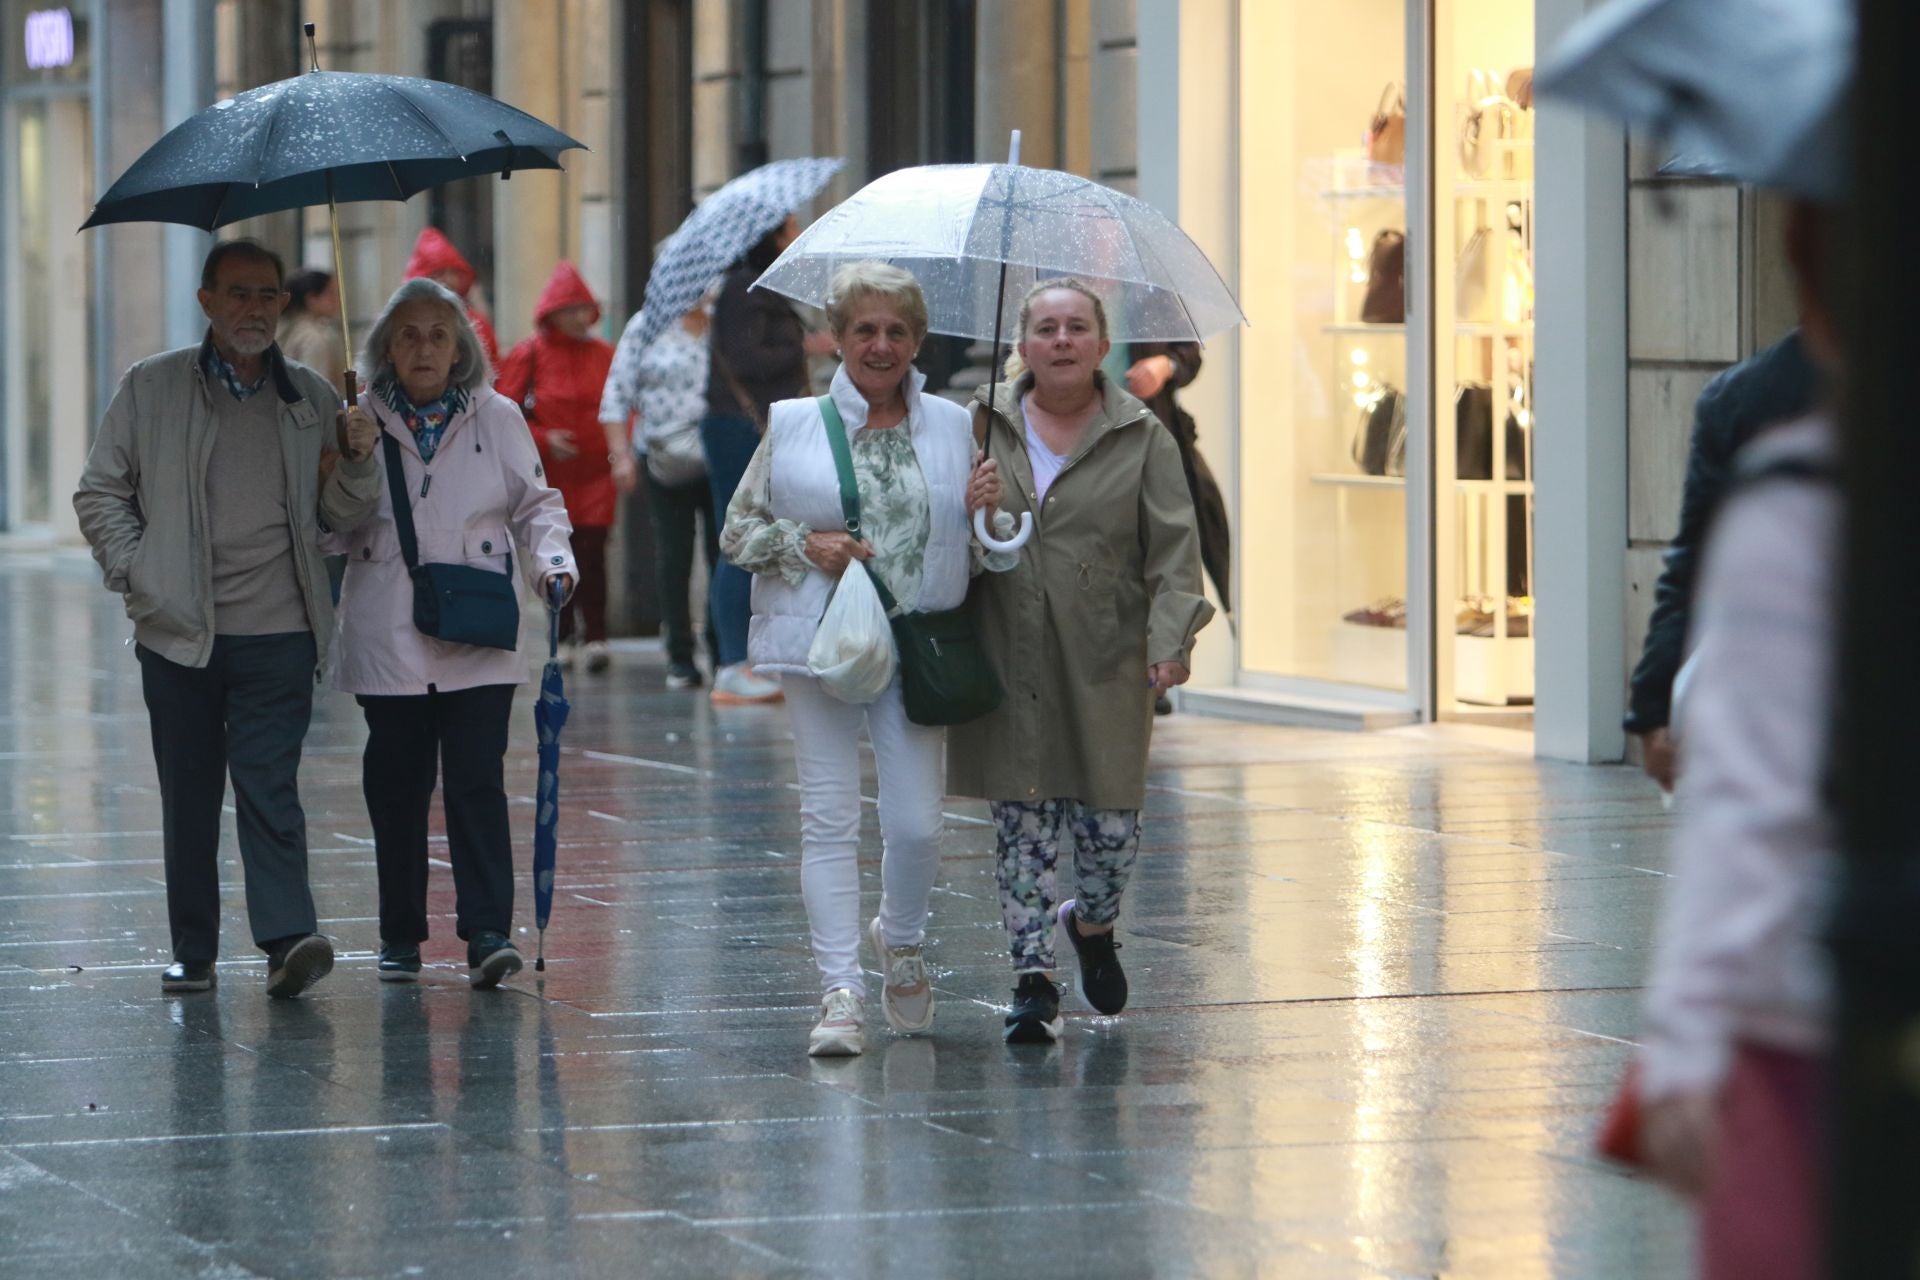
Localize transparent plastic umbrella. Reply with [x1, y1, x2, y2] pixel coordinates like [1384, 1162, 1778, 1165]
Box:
[753, 148, 1245, 344]
[1536, 0, 1852, 200]
[756, 133, 1244, 552]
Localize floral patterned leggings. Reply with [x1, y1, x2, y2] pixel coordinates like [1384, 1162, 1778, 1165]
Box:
[990, 798, 1142, 972]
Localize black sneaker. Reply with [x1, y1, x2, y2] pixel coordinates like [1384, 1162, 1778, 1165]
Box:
[665, 662, 704, 690]
[1154, 692, 1174, 716]
[467, 931, 522, 990]
[377, 942, 422, 983]
[161, 961, 215, 993]
[1004, 973, 1064, 1044]
[265, 934, 334, 999]
[1057, 900, 1128, 1015]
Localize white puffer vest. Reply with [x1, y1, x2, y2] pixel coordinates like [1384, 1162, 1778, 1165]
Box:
[748, 365, 975, 674]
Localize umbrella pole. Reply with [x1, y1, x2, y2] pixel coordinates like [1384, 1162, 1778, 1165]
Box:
[983, 130, 1022, 441]
[325, 178, 357, 410]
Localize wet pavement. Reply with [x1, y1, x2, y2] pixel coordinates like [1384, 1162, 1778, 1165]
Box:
[0, 546, 1690, 1278]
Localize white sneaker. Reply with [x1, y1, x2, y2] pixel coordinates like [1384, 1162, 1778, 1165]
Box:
[556, 640, 578, 671]
[869, 917, 934, 1034]
[584, 640, 612, 673]
[807, 987, 865, 1057]
[710, 663, 783, 705]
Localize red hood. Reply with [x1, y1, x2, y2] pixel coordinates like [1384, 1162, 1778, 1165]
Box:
[404, 228, 475, 297]
[535, 260, 600, 327]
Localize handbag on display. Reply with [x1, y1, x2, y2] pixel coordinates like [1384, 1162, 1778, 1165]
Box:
[644, 423, 709, 487]
[382, 433, 523, 651]
[1459, 69, 1529, 179]
[817, 395, 1005, 727]
[1351, 383, 1407, 477]
[1455, 382, 1528, 481]
[1365, 83, 1407, 165]
[1360, 230, 1406, 324]
[1457, 225, 1493, 322]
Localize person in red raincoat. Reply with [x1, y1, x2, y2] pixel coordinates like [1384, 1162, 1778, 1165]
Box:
[495, 262, 630, 671]
[403, 227, 501, 369]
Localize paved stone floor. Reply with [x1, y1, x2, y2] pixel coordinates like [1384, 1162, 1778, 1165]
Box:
[0, 547, 1692, 1278]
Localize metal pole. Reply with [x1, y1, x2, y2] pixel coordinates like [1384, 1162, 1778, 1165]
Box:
[1829, 0, 1920, 1273]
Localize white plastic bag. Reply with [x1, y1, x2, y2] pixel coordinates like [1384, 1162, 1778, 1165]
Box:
[807, 560, 896, 704]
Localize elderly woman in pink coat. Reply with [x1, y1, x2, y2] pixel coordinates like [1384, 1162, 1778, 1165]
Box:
[328, 278, 576, 990]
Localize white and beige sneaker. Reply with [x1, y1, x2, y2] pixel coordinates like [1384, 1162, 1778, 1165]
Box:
[869, 917, 935, 1034]
[807, 987, 866, 1057]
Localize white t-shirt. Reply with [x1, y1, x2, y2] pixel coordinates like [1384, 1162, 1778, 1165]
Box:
[1021, 396, 1071, 503]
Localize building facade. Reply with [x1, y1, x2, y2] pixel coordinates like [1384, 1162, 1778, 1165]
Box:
[1, 1, 1789, 765]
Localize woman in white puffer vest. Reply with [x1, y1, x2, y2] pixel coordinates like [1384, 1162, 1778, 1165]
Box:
[721, 261, 1018, 1057]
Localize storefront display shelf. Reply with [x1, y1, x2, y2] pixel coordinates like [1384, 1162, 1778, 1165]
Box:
[1310, 473, 1405, 489]
[1318, 185, 1406, 202]
[1454, 631, 1535, 706]
[1323, 322, 1405, 335]
[1331, 621, 1409, 691]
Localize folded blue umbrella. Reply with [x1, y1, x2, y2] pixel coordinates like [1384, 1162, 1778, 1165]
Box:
[533, 595, 571, 972]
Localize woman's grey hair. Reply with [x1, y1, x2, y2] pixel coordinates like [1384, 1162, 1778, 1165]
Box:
[360, 277, 491, 393]
[824, 261, 929, 341]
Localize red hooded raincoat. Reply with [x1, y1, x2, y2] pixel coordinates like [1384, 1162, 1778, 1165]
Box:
[495, 261, 620, 528]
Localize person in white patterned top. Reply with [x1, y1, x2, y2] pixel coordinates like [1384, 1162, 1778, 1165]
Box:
[601, 299, 717, 688]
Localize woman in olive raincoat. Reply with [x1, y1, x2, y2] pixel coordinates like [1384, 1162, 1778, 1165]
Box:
[953, 278, 1214, 1044]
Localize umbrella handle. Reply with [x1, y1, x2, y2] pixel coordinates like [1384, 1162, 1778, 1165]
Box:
[973, 507, 1033, 553]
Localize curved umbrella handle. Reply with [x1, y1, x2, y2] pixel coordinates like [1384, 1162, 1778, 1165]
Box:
[973, 507, 1034, 553]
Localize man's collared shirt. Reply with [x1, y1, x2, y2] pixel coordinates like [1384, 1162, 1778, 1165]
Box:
[203, 346, 270, 402]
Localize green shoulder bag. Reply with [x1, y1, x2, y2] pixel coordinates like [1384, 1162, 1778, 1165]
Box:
[817, 395, 1004, 727]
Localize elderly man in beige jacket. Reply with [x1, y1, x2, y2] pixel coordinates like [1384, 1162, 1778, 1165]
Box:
[74, 239, 379, 1000]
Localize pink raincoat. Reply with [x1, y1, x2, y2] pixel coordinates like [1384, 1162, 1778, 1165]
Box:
[326, 387, 576, 696]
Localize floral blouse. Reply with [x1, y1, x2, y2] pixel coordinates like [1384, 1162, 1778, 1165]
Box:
[722, 421, 1016, 613]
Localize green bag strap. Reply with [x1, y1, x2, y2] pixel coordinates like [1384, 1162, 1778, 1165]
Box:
[815, 394, 900, 615]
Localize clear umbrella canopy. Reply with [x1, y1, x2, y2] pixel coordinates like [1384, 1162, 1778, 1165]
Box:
[754, 163, 1245, 343]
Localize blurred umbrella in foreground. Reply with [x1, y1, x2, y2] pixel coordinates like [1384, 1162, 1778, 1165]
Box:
[81, 24, 583, 407]
[1535, 0, 1852, 200]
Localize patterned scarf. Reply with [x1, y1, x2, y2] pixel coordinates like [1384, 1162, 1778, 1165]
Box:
[203, 346, 269, 402]
[377, 378, 469, 464]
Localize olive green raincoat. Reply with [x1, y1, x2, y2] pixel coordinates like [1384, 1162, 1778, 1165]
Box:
[947, 374, 1215, 811]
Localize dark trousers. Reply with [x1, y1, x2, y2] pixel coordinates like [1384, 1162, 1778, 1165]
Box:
[357, 684, 516, 943]
[644, 467, 719, 667]
[137, 634, 319, 963]
[700, 411, 760, 667]
[557, 525, 610, 644]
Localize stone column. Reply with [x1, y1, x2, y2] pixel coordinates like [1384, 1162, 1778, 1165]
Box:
[974, 0, 1057, 168]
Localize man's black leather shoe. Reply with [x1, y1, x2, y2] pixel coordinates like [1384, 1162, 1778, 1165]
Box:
[161, 962, 215, 993]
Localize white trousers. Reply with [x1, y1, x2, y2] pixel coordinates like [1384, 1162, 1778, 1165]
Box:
[782, 673, 946, 997]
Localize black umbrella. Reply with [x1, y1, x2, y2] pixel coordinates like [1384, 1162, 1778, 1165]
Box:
[81, 25, 583, 402]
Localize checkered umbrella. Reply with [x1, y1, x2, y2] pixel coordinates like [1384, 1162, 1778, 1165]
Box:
[625, 156, 846, 354]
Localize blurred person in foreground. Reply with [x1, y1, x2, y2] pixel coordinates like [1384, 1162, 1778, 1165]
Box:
[73, 239, 380, 998]
[1624, 328, 1818, 789]
[722, 262, 1015, 1056]
[955, 280, 1213, 1044]
[278, 268, 348, 397]
[601, 286, 720, 691]
[325, 278, 575, 990]
[497, 261, 626, 672]
[1636, 196, 1838, 1280]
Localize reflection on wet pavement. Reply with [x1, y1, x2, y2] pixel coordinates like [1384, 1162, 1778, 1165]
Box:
[0, 548, 1690, 1276]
